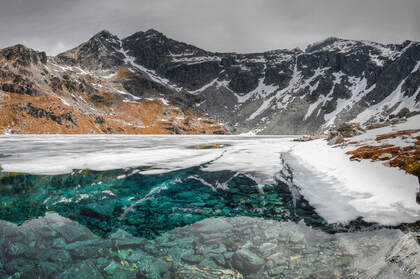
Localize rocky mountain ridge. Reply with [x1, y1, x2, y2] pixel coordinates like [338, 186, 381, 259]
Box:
[1, 29, 419, 134]
[0, 39, 226, 134]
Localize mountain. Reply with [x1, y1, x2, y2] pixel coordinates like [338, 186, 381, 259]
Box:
[0, 35, 226, 135]
[1, 29, 419, 135]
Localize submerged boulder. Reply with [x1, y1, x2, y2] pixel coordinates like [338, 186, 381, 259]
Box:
[81, 200, 117, 220]
[232, 248, 264, 274]
[385, 233, 420, 275]
[174, 265, 243, 279]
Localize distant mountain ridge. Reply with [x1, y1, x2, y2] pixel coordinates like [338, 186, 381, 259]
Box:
[1, 29, 419, 134]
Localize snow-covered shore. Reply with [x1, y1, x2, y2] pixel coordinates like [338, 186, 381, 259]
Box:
[289, 138, 419, 225]
[289, 115, 420, 225]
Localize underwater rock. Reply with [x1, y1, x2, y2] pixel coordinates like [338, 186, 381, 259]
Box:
[115, 237, 147, 248]
[42, 249, 72, 263]
[181, 253, 205, 264]
[174, 265, 243, 279]
[56, 261, 104, 279]
[109, 229, 146, 247]
[66, 238, 111, 259]
[232, 248, 264, 274]
[207, 243, 227, 255]
[82, 200, 117, 220]
[196, 218, 233, 234]
[35, 224, 57, 239]
[51, 223, 90, 242]
[5, 242, 26, 257]
[269, 266, 285, 276]
[103, 260, 119, 275]
[52, 237, 67, 248]
[211, 254, 226, 266]
[3, 257, 34, 274]
[258, 242, 277, 257]
[152, 258, 173, 276]
[386, 233, 420, 275]
[66, 238, 104, 250]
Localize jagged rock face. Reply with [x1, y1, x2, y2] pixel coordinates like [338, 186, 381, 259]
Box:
[2, 30, 420, 134]
[0, 44, 47, 67]
[57, 30, 125, 70]
[122, 29, 223, 90]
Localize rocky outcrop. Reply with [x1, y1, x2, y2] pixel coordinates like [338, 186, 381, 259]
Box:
[1, 83, 42, 96]
[386, 233, 420, 275]
[57, 30, 125, 70]
[0, 44, 47, 67]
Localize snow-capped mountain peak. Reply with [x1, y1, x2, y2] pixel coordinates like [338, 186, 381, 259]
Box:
[7, 29, 419, 135]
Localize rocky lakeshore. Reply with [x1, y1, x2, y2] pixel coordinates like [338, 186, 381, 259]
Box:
[1, 213, 420, 279]
[297, 115, 420, 180]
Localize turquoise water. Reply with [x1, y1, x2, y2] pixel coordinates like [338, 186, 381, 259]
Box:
[0, 166, 330, 240]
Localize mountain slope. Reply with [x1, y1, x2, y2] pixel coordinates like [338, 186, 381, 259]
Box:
[1, 29, 420, 135]
[59, 30, 420, 134]
[0, 43, 226, 134]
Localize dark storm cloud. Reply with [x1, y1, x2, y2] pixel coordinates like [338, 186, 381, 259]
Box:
[0, 0, 419, 55]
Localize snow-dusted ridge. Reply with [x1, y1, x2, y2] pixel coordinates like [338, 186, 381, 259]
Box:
[52, 30, 420, 135]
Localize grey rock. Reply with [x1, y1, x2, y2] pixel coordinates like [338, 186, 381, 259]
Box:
[232, 248, 264, 274]
[82, 200, 117, 220]
[224, 252, 234, 260]
[65, 238, 110, 259]
[104, 261, 119, 275]
[56, 261, 104, 279]
[43, 249, 72, 263]
[126, 250, 147, 261]
[152, 258, 172, 275]
[52, 238, 67, 248]
[182, 253, 204, 264]
[6, 242, 26, 257]
[175, 265, 243, 279]
[3, 258, 34, 274]
[269, 266, 285, 276]
[385, 233, 420, 275]
[65, 238, 103, 250]
[289, 231, 305, 244]
[50, 223, 90, 243]
[328, 134, 345, 145]
[196, 218, 233, 234]
[258, 242, 278, 257]
[207, 244, 227, 254]
[211, 254, 226, 266]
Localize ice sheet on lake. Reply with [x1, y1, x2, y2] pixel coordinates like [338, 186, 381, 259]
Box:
[0, 134, 419, 226]
[0, 135, 294, 185]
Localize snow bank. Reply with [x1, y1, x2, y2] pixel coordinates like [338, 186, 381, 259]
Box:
[289, 139, 420, 225]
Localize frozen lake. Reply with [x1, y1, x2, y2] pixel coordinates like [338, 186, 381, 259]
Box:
[0, 135, 419, 278]
[0, 135, 418, 225]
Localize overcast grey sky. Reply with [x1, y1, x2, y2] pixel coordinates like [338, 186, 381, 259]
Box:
[1, 0, 419, 55]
